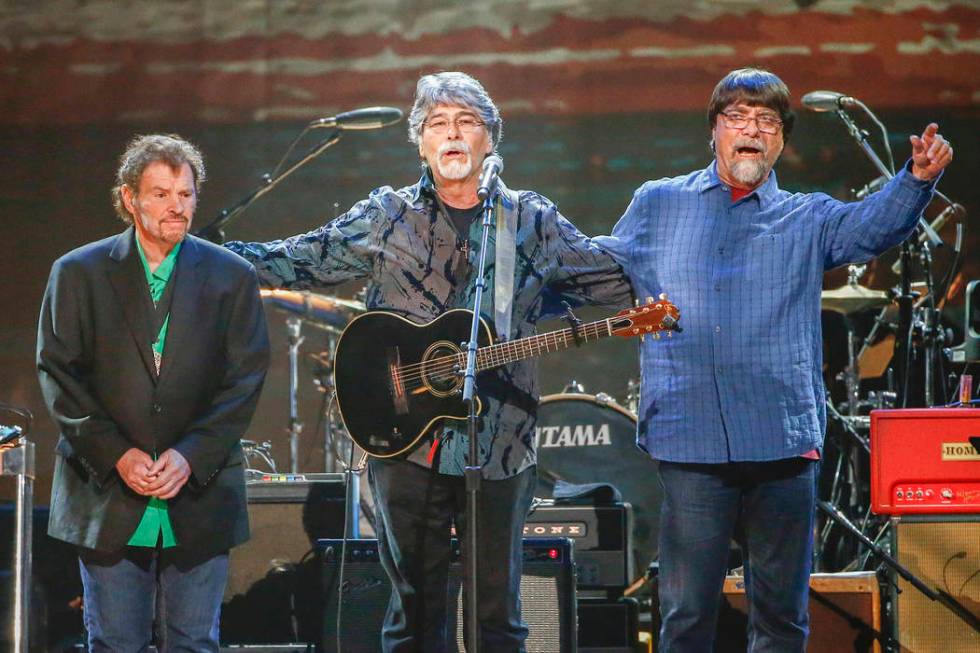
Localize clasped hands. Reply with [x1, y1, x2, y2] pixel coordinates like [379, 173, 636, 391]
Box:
[116, 447, 191, 500]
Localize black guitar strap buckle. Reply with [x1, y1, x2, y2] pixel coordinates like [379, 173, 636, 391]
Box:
[562, 301, 584, 347]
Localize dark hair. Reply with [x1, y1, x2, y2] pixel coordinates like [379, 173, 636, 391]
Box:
[112, 133, 206, 224]
[707, 68, 795, 140]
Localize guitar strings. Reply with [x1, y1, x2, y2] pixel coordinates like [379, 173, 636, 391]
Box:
[390, 321, 612, 390]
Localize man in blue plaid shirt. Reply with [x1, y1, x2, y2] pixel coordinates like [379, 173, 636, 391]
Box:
[595, 68, 953, 652]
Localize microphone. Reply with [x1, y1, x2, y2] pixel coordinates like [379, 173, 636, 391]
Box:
[477, 154, 504, 201]
[801, 90, 861, 112]
[309, 106, 403, 130]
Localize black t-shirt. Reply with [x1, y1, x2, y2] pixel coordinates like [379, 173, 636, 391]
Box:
[444, 202, 483, 238]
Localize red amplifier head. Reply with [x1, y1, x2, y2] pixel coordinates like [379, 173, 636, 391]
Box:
[870, 408, 980, 515]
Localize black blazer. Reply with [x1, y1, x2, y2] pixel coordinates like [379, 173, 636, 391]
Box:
[37, 228, 270, 558]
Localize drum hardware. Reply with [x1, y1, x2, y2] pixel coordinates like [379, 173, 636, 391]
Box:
[820, 283, 892, 316]
[624, 378, 640, 415]
[0, 403, 34, 653]
[242, 439, 278, 474]
[259, 289, 366, 474]
[562, 379, 586, 394]
[260, 289, 365, 334]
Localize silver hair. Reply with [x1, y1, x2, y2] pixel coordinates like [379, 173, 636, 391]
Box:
[112, 133, 206, 224]
[407, 72, 502, 149]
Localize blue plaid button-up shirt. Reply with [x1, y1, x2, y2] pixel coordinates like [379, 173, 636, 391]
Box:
[594, 160, 937, 463]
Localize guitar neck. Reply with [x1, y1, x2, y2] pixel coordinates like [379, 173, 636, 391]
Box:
[476, 318, 612, 371]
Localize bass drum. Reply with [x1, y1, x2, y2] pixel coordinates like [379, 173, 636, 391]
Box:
[534, 393, 662, 578]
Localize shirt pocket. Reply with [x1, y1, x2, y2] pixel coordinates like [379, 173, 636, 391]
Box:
[742, 232, 802, 289]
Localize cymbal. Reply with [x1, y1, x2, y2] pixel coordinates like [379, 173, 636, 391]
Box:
[821, 284, 891, 315]
[260, 289, 365, 329]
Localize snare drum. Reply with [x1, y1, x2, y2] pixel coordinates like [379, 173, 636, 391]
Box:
[534, 393, 662, 576]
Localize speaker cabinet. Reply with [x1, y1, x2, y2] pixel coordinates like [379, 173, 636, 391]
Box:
[717, 572, 882, 653]
[221, 475, 353, 646]
[577, 597, 639, 653]
[320, 538, 577, 653]
[891, 516, 980, 653]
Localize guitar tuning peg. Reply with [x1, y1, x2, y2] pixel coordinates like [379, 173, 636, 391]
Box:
[639, 333, 646, 342]
[658, 292, 668, 301]
[645, 296, 654, 304]
[653, 332, 661, 340]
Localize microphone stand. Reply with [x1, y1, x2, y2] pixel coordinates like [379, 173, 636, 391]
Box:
[195, 131, 342, 243]
[832, 107, 941, 408]
[460, 190, 496, 653]
[818, 501, 980, 635]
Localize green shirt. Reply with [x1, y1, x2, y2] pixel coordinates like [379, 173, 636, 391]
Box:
[127, 237, 181, 548]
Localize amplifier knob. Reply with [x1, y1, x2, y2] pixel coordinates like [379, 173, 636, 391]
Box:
[896, 490, 904, 499]
[941, 488, 954, 499]
[915, 490, 924, 499]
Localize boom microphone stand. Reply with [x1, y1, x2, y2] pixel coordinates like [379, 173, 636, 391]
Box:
[195, 106, 403, 243]
[819, 501, 980, 635]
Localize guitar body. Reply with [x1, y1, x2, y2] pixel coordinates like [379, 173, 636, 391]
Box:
[333, 309, 494, 457]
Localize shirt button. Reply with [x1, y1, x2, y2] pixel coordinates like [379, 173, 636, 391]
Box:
[715, 326, 721, 333]
[718, 247, 724, 255]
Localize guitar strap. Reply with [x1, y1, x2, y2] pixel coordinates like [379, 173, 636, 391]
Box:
[494, 185, 518, 341]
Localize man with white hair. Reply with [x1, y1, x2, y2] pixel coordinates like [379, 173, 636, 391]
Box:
[226, 71, 632, 651]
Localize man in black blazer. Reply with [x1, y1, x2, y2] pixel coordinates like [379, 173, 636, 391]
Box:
[37, 134, 270, 652]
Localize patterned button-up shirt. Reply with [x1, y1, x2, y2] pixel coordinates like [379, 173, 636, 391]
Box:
[594, 160, 937, 463]
[226, 171, 632, 479]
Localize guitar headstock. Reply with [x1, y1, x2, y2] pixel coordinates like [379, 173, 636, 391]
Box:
[609, 293, 681, 340]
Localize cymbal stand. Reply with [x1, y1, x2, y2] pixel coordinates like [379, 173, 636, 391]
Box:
[286, 317, 304, 474]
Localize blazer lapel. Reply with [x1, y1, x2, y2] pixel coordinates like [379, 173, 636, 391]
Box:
[157, 235, 207, 386]
[106, 228, 158, 381]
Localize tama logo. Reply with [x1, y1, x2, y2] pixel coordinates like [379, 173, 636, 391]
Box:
[535, 423, 612, 448]
[941, 442, 980, 461]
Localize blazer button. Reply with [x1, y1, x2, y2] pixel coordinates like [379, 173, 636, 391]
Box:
[152, 404, 163, 415]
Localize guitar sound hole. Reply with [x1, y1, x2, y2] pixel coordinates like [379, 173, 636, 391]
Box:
[421, 341, 463, 397]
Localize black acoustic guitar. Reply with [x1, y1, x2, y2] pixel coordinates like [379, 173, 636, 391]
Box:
[333, 299, 681, 457]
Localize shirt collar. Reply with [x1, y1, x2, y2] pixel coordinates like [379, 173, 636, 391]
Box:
[409, 166, 437, 204]
[135, 235, 182, 284]
[408, 165, 515, 212]
[698, 159, 780, 206]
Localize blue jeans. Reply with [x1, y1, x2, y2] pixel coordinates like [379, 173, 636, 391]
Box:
[78, 546, 229, 653]
[657, 458, 817, 653]
[368, 459, 537, 653]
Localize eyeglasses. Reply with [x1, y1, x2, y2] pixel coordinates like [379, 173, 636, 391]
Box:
[424, 115, 486, 134]
[719, 111, 783, 134]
